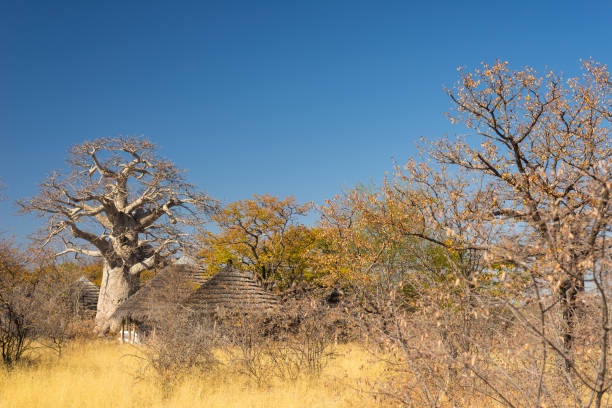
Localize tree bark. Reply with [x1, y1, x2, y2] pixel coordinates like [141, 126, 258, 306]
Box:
[94, 261, 139, 335]
[559, 273, 585, 369]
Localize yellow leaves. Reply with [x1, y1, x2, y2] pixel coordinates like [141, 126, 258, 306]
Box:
[199, 195, 316, 286]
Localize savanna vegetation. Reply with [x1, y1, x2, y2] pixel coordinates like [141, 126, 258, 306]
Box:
[1, 60, 610, 407]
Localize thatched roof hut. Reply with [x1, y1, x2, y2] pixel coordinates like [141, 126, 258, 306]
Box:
[183, 264, 279, 315]
[110, 263, 208, 325]
[72, 277, 99, 313]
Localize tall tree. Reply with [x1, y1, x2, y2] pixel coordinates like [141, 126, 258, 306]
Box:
[431, 60, 611, 360]
[373, 60, 611, 406]
[19, 137, 215, 334]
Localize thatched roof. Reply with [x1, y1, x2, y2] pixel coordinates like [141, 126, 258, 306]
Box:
[73, 277, 99, 312]
[110, 263, 208, 324]
[183, 264, 279, 315]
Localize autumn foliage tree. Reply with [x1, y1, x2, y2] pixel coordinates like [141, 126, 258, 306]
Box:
[0, 238, 33, 365]
[313, 60, 610, 407]
[437, 59, 611, 356]
[317, 183, 507, 354]
[19, 137, 215, 334]
[371, 60, 611, 407]
[0, 239, 76, 364]
[316, 188, 406, 288]
[199, 195, 315, 288]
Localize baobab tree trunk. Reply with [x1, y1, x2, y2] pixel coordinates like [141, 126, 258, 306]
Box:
[95, 261, 140, 335]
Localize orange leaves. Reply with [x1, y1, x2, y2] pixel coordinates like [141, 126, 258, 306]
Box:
[316, 182, 434, 288]
[0, 238, 27, 283]
[441, 59, 610, 209]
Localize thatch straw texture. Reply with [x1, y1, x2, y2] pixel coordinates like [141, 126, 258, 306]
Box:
[183, 264, 279, 315]
[73, 277, 99, 312]
[110, 264, 207, 324]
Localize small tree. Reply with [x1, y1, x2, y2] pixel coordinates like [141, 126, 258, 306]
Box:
[0, 238, 37, 366]
[32, 263, 89, 357]
[19, 137, 215, 334]
[199, 194, 314, 288]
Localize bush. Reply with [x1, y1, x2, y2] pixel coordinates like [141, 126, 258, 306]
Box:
[221, 299, 338, 386]
[131, 303, 218, 398]
[0, 240, 36, 367]
[0, 239, 89, 365]
[0, 286, 36, 366]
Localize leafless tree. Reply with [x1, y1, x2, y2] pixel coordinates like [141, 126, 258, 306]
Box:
[19, 137, 216, 334]
[213, 297, 338, 388]
[135, 308, 218, 398]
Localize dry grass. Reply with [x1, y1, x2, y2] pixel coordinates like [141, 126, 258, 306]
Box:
[0, 340, 391, 408]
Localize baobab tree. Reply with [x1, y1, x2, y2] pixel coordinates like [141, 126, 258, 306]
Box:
[19, 137, 215, 334]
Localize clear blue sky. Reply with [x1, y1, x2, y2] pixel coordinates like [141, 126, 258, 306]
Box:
[1, 0, 611, 241]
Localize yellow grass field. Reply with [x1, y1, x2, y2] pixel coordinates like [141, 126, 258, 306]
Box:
[0, 341, 392, 408]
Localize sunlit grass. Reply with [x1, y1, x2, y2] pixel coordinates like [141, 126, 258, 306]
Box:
[0, 341, 391, 408]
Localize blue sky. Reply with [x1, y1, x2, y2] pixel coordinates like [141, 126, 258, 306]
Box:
[1, 0, 611, 241]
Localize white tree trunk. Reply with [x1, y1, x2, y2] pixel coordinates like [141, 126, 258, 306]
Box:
[94, 261, 139, 335]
